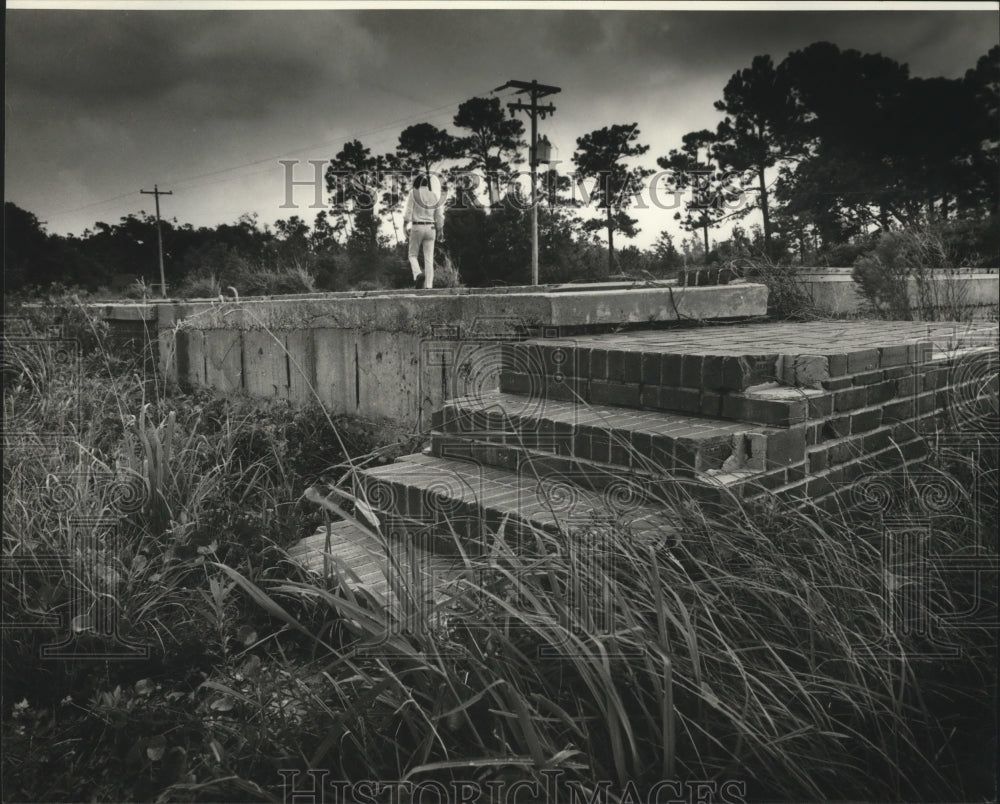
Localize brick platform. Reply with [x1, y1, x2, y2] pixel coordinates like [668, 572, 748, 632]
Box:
[294, 321, 998, 577]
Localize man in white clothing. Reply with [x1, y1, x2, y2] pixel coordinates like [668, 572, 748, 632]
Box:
[402, 173, 445, 289]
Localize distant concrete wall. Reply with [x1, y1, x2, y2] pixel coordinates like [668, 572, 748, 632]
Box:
[90, 282, 769, 428]
[796, 267, 998, 318]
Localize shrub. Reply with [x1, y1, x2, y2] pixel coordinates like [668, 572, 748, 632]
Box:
[614, 245, 653, 277]
[236, 264, 316, 296]
[120, 277, 155, 300]
[432, 250, 462, 288]
[333, 247, 409, 291]
[312, 254, 340, 291]
[178, 273, 222, 299]
[729, 255, 820, 320]
[178, 249, 319, 298]
[852, 226, 974, 320]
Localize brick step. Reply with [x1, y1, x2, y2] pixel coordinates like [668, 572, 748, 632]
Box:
[499, 347, 994, 429]
[500, 339, 779, 394]
[499, 328, 991, 396]
[693, 392, 952, 500]
[431, 433, 742, 509]
[713, 389, 955, 503]
[499, 332, 947, 393]
[287, 519, 466, 602]
[431, 433, 740, 502]
[433, 390, 806, 474]
[686, 433, 935, 515]
[353, 453, 676, 545]
[497, 369, 830, 427]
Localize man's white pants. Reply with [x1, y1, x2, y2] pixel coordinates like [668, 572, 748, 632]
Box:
[408, 225, 436, 288]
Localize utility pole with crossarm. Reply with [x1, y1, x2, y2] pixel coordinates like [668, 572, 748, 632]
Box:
[495, 79, 561, 286]
[140, 184, 173, 297]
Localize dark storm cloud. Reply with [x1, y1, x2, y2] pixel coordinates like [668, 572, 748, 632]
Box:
[5, 12, 180, 102]
[5, 10, 332, 119]
[538, 11, 617, 56]
[343, 8, 996, 110]
[559, 10, 998, 78]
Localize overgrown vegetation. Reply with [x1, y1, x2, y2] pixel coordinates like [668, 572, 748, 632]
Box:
[3, 298, 996, 802]
[727, 254, 819, 320]
[852, 225, 986, 321]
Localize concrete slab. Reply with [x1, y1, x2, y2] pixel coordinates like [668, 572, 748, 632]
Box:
[356, 330, 422, 422]
[163, 283, 769, 335]
[151, 285, 769, 425]
[91, 302, 158, 321]
[799, 272, 998, 317]
[545, 284, 768, 327]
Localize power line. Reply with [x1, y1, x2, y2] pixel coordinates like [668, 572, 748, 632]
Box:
[42, 190, 142, 219]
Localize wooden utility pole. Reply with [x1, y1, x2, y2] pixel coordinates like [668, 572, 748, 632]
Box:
[495, 79, 560, 286]
[140, 185, 173, 297]
[697, 146, 712, 264]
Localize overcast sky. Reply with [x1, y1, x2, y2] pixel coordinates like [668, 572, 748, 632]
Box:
[5, 3, 998, 250]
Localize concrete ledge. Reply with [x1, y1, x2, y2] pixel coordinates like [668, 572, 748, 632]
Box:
[794, 266, 998, 276]
[75, 280, 682, 313]
[799, 273, 999, 317]
[35, 301, 160, 321]
[168, 293, 555, 335]
[546, 284, 768, 327]
[165, 283, 768, 335]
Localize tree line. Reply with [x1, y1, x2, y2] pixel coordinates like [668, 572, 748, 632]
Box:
[6, 42, 997, 296]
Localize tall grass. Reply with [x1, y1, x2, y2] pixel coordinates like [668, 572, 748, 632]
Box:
[2, 299, 405, 801]
[232, 447, 995, 803]
[3, 296, 995, 802]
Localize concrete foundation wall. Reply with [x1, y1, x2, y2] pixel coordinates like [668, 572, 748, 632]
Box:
[91, 283, 769, 428]
[796, 267, 998, 317]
